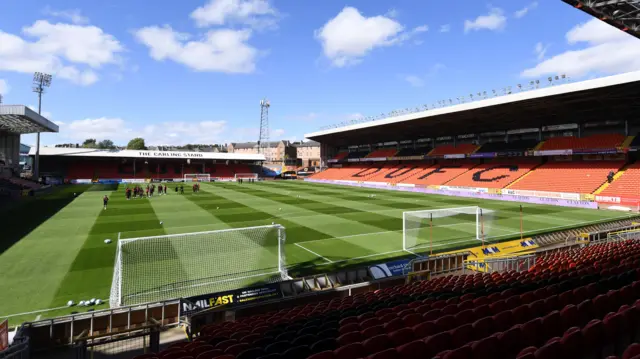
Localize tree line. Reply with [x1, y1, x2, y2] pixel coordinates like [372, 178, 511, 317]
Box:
[53, 138, 227, 151]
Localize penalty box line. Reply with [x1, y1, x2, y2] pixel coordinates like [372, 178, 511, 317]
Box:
[294, 243, 334, 264]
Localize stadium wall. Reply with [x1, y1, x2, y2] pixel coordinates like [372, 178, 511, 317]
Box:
[305, 178, 599, 209]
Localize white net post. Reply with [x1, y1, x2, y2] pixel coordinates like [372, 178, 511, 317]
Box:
[109, 224, 287, 308]
[184, 174, 211, 182]
[403, 206, 483, 254]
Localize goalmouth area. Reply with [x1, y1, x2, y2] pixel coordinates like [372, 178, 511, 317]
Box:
[0, 180, 636, 323]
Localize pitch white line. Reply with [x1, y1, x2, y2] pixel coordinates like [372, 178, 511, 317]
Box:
[294, 243, 334, 264]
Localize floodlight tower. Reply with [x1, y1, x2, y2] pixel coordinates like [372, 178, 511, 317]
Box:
[32, 72, 52, 181]
[258, 98, 270, 161]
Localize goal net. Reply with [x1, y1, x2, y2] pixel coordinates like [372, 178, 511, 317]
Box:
[234, 173, 258, 180]
[109, 225, 288, 308]
[184, 173, 211, 182]
[403, 206, 495, 253]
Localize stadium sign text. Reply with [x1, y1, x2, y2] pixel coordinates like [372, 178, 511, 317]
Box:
[180, 283, 282, 316]
[138, 151, 204, 158]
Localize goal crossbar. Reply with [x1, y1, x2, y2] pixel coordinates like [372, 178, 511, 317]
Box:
[184, 173, 211, 182]
[109, 224, 287, 308]
[403, 206, 484, 253]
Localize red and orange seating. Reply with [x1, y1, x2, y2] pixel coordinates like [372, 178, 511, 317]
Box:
[446, 161, 538, 189]
[366, 149, 397, 158]
[429, 144, 478, 156]
[599, 162, 640, 198]
[404, 162, 477, 186]
[509, 161, 624, 194]
[540, 134, 625, 151]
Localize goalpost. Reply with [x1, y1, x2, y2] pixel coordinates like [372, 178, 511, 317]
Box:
[109, 224, 288, 308]
[234, 173, 259, 181]
[184, 173, 211, 182]
[403, 206, 494, 254]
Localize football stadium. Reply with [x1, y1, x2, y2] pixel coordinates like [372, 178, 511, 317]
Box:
[3, 1, 640, 359]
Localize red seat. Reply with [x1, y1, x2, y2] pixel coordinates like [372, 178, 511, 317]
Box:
[362, 334, 393, 355]
[396, 340, 427, 359]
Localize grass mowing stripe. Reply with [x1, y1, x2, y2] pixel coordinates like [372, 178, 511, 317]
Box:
[50, 184, 168, 308]
[185, 184, 332, 268]
[0, 187, 104, 321]
[222, 182, 405, 233]
[201, 183, 404, 264]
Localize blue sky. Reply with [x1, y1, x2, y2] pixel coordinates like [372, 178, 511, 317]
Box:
[1, 0, 639, 147]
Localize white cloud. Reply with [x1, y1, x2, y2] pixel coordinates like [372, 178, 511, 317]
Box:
[66, 118, 131, 141]
[403, 75, 424, 87]
[191, 0, 279, 29]
[57, 67, 99, 85]
[515, 2, 538, 19]
[386, 9, 399, 18]
[439, 24, 451, 33]
[143, 120, 227, 145]
[522, 19, 640, 78]
[464, 8, 507, 33]
[315, 7, 428, 67]
[534, 42, 549, 61]
[134, 26, 259, 73]
[0, 79, 9, 95]
[43, 7, 89, 25]
[0, 20, 123, 85]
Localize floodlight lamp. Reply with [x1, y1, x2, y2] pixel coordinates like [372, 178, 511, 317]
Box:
[555, 76, 559, 80]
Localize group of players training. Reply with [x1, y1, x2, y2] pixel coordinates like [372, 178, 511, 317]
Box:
[124, 182, 201, 200]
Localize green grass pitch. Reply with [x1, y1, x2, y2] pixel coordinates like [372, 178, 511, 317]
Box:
[0, 180, 633, 325]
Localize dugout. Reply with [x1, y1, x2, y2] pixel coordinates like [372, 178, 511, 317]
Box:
[0, 105, 58, 177]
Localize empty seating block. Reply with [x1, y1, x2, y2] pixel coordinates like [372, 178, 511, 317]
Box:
[446, 161, 538, 189]
[162, 240, 640, 359]
[540, 134, 625, 151]
[404, 163, 476, 186]
[429, 144, 478, 156]
[600, 162, 640, 199]
[509, 161, 623, 194]
[366, 149, 397, 158]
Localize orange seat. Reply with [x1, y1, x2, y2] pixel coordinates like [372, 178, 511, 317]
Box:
[599, 162, 640, 198]
[509, 161, 623, 194]
[446, 161, 538, 189]
[430, 144, 478, 156]
[540, 134, 624, 151]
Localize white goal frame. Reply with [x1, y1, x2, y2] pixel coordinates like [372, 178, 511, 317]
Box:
[234, 173, 259, 180]
[109, 224, 288, 308]
[184, 173, 211, 182]
[403, 206, 483, 253]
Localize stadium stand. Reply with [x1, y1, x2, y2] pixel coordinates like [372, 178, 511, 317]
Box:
[599, 162, 640, 199]
[394, 147, 432, 157]
[134, 239, 640, 359]
[445, 160, 540, 189]
[429, 144, 478, 156]
[332, 152, 349, 161]
[629, 134, 640, 149]
[403, 162, 477, 186]
[475, 139, 539, 153]
[539, 134, 625, 151]
[345, 151, 370, 160]
[508, 161, 625, 194]
[366, 149, 397, 158]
